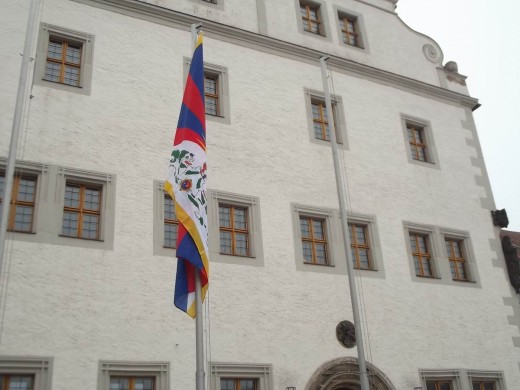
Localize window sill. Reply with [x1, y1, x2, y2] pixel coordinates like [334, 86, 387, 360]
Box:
[58, 234, 104, 242]
[42, 78, 82, 88]
[219, 252, 255, 259]
[7, 230, 36, 235]
[303, 262, 334, 267]
[416, 275, 440, 279]
[452, 279, 476, 284]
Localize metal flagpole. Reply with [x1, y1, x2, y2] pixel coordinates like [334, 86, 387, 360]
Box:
[191, 23, 205, 390]
[319, 56, 371, 390]
[0, 0, 40, 275]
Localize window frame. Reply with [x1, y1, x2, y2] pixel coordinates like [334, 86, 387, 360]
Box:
[304, 88, 348, 148]
[0, 174, 38, 234]
[210, 363, 272, 390]
[400, 114, 440, 168]
[300, 214, 330, 265]
[294, 0, 331, 40]
[55, 166, 115, 249]
[61, 181, 102, 240]
[333, 6, 368, 51]
[0, 159, 48, 238]
[420, 370, 463, 390]
[440, 228, 479, 284]
[0, 357, 53, 390]
[184, 58, 230, 124]
[467, 371, 505, 390]
[162, 191, 178, 249]
[98, 361, 169, 390]
[207, 190, 264, 266]
[218, 203, 251, 257]
[404, 222, 441, 282]
[34, 23, 94, 95]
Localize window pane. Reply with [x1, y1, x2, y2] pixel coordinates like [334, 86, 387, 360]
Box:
[234, 208, 247, 229]
[44, 61, 61, 82]
[235, 233, 248, 256]
[110, 378, 129, 390]
[64, 185, 80, 208]
[8, 376, 33, 390]
[219, 206, 231, 227]
[134, 378, 153, 390]
[302, 241, 313, 262]
[64, 65, 79, 86]
[164, 195, 176, 220]
[240, 379, 255, 390]
[355, 226, 366, 244]
[62, 211, 79, 236]
[421, 258, 432, 276]
[81, 214, 99, 239]
[206, 97, 218, 116]
[84, 188, 100, 211]
[17, 178, 36, 202]
[358, 249, 370, 269]
[47, 41, 62, 59]
[440, 383, 452, 390]
[300, 218, 310, 238]
[66, 44, 81, 64]
[220, 231, 232, 254]
[14, 205, 33, 232]
[164, 223, 178, 248]
[315, 243, 327, 264]
[220, 379, 234, 390]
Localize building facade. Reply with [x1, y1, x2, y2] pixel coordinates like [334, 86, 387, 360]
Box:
[0, 0, 519, 389]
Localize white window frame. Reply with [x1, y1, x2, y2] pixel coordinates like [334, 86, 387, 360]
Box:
[183, 58, 230, 124]
[401, 114, 440, 169]
[210, 362, 272, 390]
[467, 371, 506, 390]
[304, 88, 348, 148]
[420, 369, 464, 390]
[348, 212, 384, 275]
[0, 356, 53, 390]
[98, 361, 169, 390]
[34, 23, 95, 95]
[208, 189, 264, 266]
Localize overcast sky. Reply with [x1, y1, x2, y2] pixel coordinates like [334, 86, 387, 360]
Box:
[396, 0, 520, 231]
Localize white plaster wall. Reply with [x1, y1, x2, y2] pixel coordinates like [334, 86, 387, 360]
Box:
[0, 1, 518, 390]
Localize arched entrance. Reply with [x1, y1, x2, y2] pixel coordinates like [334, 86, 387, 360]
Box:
[305, 357, 396, 390]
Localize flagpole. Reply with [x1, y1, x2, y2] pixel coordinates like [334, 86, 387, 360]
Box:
[0, 0, 40, 275]
[191, 22, 205, 390]
[319, 56, 370, 390]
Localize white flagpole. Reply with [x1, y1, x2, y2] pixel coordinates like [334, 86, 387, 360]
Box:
[191, 23, 205, 390]
[0, 0, 40, 275]
[320, 56, 371, 390]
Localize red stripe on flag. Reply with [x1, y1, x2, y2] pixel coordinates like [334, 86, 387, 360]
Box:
[173, 128, 206, 151]
[183, 74, 206, 128]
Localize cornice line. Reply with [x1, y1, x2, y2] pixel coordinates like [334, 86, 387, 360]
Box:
[70, 0, 478, 109]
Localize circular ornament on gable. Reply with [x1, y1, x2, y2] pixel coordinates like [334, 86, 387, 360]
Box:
[423, 44, 441, 63]
[336, 320, 356, 349]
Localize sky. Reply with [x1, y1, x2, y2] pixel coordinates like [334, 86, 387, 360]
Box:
[396, 0, 520, 231]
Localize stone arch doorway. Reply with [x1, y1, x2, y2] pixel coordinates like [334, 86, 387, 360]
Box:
[305, 357, 396, 390]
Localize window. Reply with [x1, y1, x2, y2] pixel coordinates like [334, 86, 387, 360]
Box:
[0, 357, 52, 390]
[202, 0, 217, 3]
[61, 182, 102, 240]
[445, 238, 468, 281]
[98, 361, 169, 390]
[163, 192, 178, 248]
[184, 59, 230, 123]
[210, 363, 272, 390]
[304, 89, 347, 146]
[44, 39, 82, 86]
[219, 204, 250, 256]
[205, 74, 219, 116]
[300, 2, 321, 34]
[409, 232, 434, 277]
[467, 371, 505, 390]
[207, 190, 263, 265]
[34, 24, 94, 95]
[110, 377, 154, 390]
[300, 215, 328, 265]
[339, 15, 359, 46]
[401, 115, 439, 167]
[220, 378, 257, 390]
[407, 123, 428, 162]
[426, 381, 452, 390]
[0, 174, 37, 233]
[349, 223, 370, 270]
[55, 166, 115, 249]
[472, 382, 496, 390]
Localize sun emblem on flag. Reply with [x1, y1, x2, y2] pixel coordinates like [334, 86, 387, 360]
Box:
[180, 179, 192, 191]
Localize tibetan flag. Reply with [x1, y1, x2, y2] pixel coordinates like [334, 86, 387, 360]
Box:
[165, 31, 208, 318]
